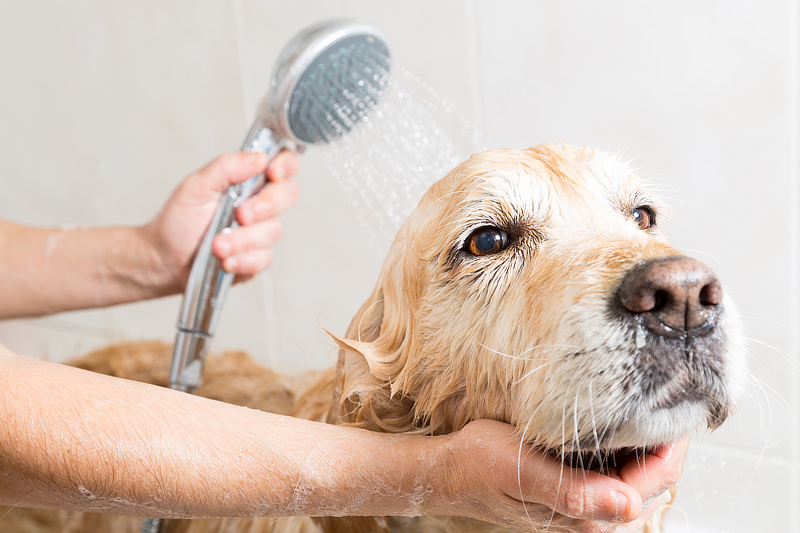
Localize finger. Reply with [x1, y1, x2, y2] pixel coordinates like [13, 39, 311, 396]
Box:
[194, 152, 270, 194]
[618, 437, 688, 499]
[221, 249, 274, 277]
[236, 178, 300, 226]
[265, 149, 299, 182]
[466, 420, 642, 524]
[212, 219, 283, 262]
[515, 453, 642, 524]
[609, 490, 672, 533]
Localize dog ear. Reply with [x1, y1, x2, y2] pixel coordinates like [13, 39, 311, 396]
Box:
[324, 323, 392, 382]
[325, 237, 424, 389]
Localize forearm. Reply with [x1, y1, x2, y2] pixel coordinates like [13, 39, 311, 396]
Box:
[0, 346, 437, 518]
[0, 220, 174, 318]
[0, 346, 673, 529]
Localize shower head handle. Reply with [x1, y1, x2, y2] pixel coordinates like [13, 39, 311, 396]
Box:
[167, 19, 391, 394]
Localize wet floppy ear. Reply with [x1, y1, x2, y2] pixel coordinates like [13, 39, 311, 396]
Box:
[323, 275, 397, 382]
[325, 246, 419, 384]
[324, 326, 392, 382]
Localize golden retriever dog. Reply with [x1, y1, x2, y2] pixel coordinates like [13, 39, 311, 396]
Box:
[1, 144, 745, 533]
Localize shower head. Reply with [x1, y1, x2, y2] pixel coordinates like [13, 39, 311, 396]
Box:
[257, 19, 391, 148]
[170, 19, 391, 394]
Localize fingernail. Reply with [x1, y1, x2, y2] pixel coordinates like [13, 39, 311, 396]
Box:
[269, 164, 286, 181]
[612, 491, 629, 523]
[223, 256, 238, 272]
[245, 152, 267, 170]
[237, 206, 253, 225]
[216, 235, 231, 256]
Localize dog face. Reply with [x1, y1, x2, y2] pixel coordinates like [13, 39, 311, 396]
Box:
[330, 144, 745, 460]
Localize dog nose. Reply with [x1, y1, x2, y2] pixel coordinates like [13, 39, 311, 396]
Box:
[617, 256, 723, 333]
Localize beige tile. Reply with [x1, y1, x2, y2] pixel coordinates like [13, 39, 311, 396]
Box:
[0, 1, 275, 364]
[0, 3, 94, 226]
[63, 0, 248, 226]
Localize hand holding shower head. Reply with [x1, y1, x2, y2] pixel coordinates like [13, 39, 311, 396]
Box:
[171, 19, 391, 393]
[142, 20, 390, 533]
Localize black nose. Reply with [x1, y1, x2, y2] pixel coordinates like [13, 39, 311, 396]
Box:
[617, 256, 723, 334]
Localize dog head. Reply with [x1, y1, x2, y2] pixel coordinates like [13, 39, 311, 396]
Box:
[328, 143, 745, 460]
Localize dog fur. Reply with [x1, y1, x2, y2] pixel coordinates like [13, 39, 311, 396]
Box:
[0, 144, 744, 533]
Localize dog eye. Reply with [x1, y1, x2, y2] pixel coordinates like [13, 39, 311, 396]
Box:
[466, 227, 510, 256]
[630, 206, 656, 230]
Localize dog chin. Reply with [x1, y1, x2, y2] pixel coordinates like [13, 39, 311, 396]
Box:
[557, 403, 708, 474]
[609, 400, 713, 450]
[554, 399, 715, 471]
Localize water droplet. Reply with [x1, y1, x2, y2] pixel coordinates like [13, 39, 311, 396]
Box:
[635, 325, 647, 349]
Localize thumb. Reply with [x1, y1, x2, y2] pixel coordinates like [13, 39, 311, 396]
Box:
[516, 449, 644, 523]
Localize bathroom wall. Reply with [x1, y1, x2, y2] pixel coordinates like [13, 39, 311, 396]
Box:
[0, 1, 796, 531]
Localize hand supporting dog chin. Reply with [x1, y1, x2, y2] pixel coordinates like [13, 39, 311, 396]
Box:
[433, 420, 687, 533]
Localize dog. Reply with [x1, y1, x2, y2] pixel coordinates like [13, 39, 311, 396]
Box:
[1, 144, 745, 533]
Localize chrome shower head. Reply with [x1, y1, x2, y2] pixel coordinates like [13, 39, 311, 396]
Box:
[257, 19, 391, 149]
[170, 19, 391, 393]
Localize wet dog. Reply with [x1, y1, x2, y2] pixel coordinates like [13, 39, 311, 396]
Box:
[3, 144, 744, 532]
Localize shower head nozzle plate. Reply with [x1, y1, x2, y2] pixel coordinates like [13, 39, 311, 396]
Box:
[267, 20, 391, 147]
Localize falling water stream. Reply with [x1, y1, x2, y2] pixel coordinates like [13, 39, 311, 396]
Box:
[314, 57, 483, 245]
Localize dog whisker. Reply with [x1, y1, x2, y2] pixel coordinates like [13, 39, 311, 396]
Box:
[514, 417, 539, 532]
[741, 335, 800, 375]
[737, 366, 794, 466]
[588, 381, 603, 467]
[513, 363, 560, 386]
[571, 388, 588, 478]
[479, 342, 581, 361]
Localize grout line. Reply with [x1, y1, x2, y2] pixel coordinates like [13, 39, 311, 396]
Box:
[788, 0, 800, 530]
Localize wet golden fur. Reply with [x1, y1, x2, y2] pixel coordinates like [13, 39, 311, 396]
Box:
[1, 144, 743, 532]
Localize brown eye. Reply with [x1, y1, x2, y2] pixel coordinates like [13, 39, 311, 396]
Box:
[466, 227, 510, 256]
[631, 206, 656, 230]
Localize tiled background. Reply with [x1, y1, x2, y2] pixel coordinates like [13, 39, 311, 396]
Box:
[1, 1, 797, 531]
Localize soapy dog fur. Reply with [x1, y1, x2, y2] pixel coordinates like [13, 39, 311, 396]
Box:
[0, 144, 744, 533]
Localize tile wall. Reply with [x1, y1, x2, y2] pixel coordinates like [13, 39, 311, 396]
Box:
[1, 1, 796, 531]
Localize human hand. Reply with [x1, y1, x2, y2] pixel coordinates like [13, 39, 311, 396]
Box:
[431, 420, 686, 533]
[141, 151, 299, 292]
[609, 437, 687, 532]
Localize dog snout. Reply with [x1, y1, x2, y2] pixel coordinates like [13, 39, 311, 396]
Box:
[617, 256, 723, 335]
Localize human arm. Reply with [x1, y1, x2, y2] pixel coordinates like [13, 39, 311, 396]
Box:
[0, 151, 299, 319]
[0, 347, 679, 531]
